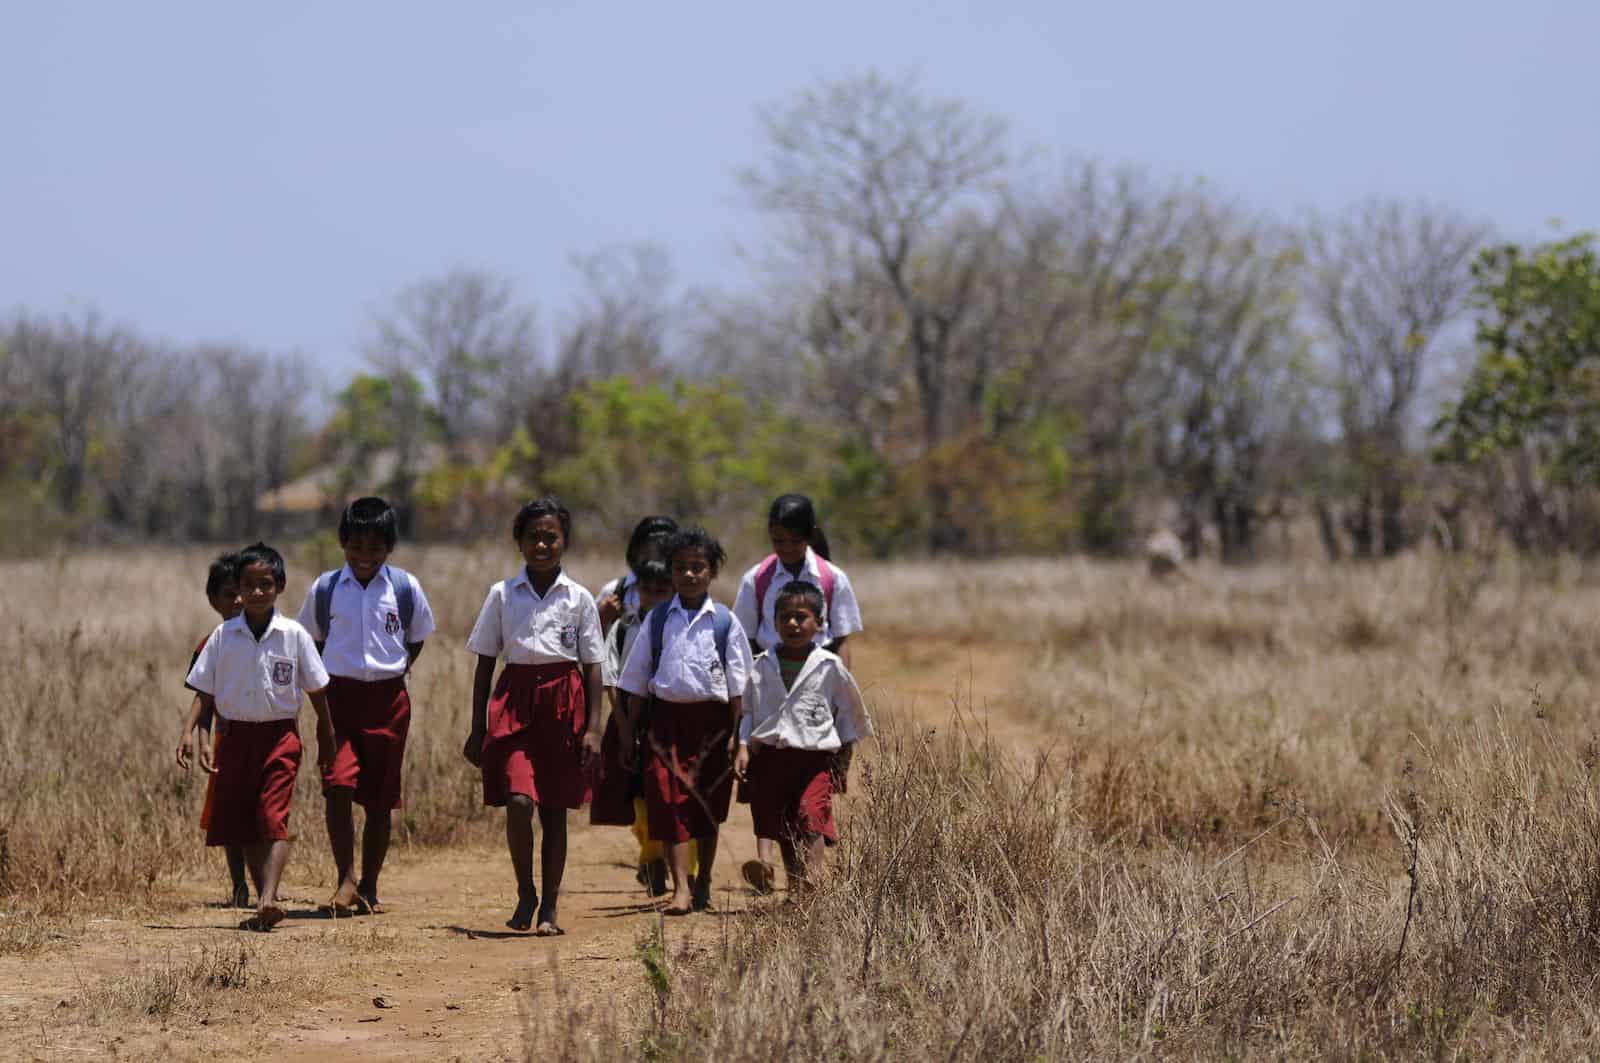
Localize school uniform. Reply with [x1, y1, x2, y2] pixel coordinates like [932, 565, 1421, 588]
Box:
[731, 547, 864, 652]
[590, 615, 644, 827]
[296, 565, 435, 811]
[466, 569, 604, 810]
[186, 634, 222, 832]
[186, 613, 330, 846]
[739, 648, 871, 845]
[617, 596, 754, 843]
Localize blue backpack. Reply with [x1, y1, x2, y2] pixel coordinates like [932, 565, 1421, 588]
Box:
[313, 565, 417, 641]
[647, 601, 733, 678]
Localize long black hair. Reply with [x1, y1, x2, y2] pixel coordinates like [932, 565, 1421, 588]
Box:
[768, 493, 831, 561]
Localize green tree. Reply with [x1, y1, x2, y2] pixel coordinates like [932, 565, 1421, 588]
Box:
[1436, 233, 1600, 550]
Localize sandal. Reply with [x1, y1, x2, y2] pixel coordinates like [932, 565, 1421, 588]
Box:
[239, 904, 284, 932]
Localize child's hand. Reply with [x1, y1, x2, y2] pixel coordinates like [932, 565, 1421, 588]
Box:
[197, 731, 217, 775]
[733, 744, 751, 782]
[176, 730, 194, 772]
[581, 728, 604, 769]
[598, 592, 623, 630]
[462, 728, 485, 768]
[316, 719, 337, 770]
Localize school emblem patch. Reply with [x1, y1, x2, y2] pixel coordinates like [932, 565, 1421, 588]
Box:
[559, 623, 578, 650]
[385, 611, 401, 636]
[271, 660, 294, 686]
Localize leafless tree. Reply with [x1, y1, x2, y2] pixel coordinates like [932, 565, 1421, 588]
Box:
[1304, 198, 1490, 557]
[366, 267, 538, 455]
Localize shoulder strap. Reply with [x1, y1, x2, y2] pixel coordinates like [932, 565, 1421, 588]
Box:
[816, 559, 836, 614]
[388, 566, 416, 635]
[712, 604, 732, 669]
[751, 554, 780, 617]
[313, 570, 339, 640]
[649, 603, 670, 677]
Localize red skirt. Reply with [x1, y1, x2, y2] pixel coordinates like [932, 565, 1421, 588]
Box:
[481, 662, 590, 809]
[589, 706, 637, 827]
[320, 675, 411, 810]
[644, 699, 736, 843]
[199, 727, 222, 831]
[747, 746, 837, 845]
[206, 718, 301, 846]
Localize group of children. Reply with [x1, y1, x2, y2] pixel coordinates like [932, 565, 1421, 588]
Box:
[174, 493, 871, 934]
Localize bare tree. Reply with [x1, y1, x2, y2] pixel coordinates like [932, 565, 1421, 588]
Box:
[366, 267, 538, 455]
[1304, 199, 1489, 557]
[555, 242, 676, 381]
[740, 70, 1010, 551]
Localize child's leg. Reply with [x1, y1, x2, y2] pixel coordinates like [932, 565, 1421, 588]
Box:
[755, 837, 779, 870]
[664, 841, 695, 913]
[534, 806, 567, 933]
[358, 809, 392, 906]
[242, 840, 289, 930]
[324, 789, 359, 905]
[691, 831, 718, 909]
[225, 845, 249, 903]
[505, 795, 537, 930]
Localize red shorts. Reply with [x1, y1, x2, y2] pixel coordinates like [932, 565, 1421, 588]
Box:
[644, 699, 736, 843]
[199, 728, 222, 831]
[480, 662, 590, 810]
[320, 675, 411, 811]
[588, 707, 638, 827]
[206, 718, 301, 847]
[747, 746, 837, 845]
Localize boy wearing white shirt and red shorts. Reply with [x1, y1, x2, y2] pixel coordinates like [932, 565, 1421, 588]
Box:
[180, 542, 335, 932]
[734, 580, 872, 895]
[297, 497, 436, 916]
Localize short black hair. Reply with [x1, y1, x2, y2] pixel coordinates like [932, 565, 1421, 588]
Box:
[205, 551, 240, 598]
[235, 541, 287, 590]
[774, 579, 825, 620]
[339, 496, 399, 549]
[665, 527, 726, 575]
[513, 496, 573, 544]
[636, 558, 672, 588]
[626, 515, 679, 572]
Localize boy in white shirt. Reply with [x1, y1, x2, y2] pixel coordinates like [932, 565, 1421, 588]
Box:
[297, 496, 436, 916]
[180, 542, 334, 932]
[734, 580, 872, 895]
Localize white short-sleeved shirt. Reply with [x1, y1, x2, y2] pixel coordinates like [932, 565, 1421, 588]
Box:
[731, 548, 864, 650]
[465, 569, 605, 665]
[602, 614, 644, 690]
[186, 612, 331, 722]
[295, 564, 436, 681]
[739, 648, 872, 751]
[616, 596, 753, 705]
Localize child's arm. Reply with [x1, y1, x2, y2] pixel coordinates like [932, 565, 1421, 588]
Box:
[826, 635, 852, 669]
[580, 661, 604, 765]
[307, 687, 336, 770]
[176, 693, 213, 771]
[733, 689, 755, 781]
[405, 641, 425, 673]
[463, 654, 496, 766]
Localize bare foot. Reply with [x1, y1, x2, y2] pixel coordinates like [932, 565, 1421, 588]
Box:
[662, 891, 693, 916]
[506, 890, 537, 932]
[321, 879, 361, 917]
[240, 902, 284, 932]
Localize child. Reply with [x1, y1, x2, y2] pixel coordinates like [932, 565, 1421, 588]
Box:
[731, 493, 864, 889]
[616, 527, 753, 915]
[463, 496, 605, 936]
[296, 497, 436, 916]
[591, 558, 677, 895]
[734, 580, 872, 895]
[178, 542, 335, 932]
[173, 551, 249, 908]
[597, 515, 678, 633]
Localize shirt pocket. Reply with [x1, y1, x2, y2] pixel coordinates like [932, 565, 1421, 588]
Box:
[266, 654, 296, 689]
[795, 691, 832, 728]
[545, 607, 580, 654]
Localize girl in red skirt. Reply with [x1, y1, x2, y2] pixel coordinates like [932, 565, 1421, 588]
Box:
[733, 580, 873, 894]
[616, 527, 754, 915]
[464, 497, 606, 936]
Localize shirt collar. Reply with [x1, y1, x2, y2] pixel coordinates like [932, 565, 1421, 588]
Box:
[225, 610, 288, 639]
[762, 645, 825, 685]
[669, 594, 716, 621]
[337, 563, 391, 588]
[509, 568, 572, 599]
[777, 547, 821, 583]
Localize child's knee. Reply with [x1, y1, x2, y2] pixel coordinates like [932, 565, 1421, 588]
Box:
[507, 794, 536, 818]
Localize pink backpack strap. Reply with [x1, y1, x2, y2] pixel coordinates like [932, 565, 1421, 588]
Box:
[816, 559, 836, 615]
[752, 554, 780, 615]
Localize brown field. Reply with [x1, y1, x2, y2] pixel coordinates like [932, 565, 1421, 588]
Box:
[4, 546, 1600, 1059]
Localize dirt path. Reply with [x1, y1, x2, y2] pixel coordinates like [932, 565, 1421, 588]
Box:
[0, 639, 1033, 1061]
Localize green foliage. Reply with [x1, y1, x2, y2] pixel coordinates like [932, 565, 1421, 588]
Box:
[1437, 234, 1600, 483]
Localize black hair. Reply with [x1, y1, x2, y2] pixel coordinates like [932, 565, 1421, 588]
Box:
[339, 496, 399, 550]
[625, 515, 679, 573]
[666, 527, 727, 575]
[768, 493, 832, 561]
[635, 558, 672, 588]
[235, 541, 287, 590]
[205, 551, 240, 598]
[774, 579, 825, 620]
[513, 496, 573, 545]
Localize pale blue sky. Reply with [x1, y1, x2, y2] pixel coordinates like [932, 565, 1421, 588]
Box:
[4, 1, 1596, 379]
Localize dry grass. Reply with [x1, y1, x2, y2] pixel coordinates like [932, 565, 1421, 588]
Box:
[8, 546, 1600, 1055]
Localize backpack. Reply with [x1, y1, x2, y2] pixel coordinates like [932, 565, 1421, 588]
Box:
[313, 565, 416, 641]
[647, 601, 733, 678]
[752, 554, 836, 623]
